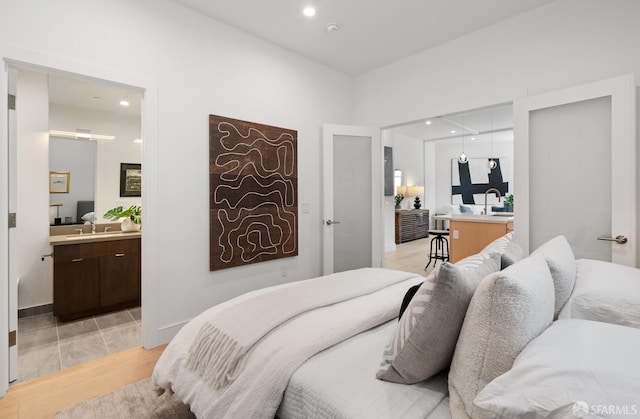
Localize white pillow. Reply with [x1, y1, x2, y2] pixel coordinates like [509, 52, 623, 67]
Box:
[81, 211, 95, 222]
[531, 235, 577, 318]
[448, 255, 555, 419]
[475, 319, 640, 419]
[559, 259, 640, 328]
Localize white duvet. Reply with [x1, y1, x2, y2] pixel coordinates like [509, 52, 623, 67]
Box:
[153, 268, 423, 419]
[559, 259, 640, 328]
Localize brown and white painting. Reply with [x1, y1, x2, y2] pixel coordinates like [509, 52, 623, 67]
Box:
[209, 115, 298, 271]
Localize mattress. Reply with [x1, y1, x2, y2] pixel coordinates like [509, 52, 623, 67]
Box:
[277, 321, 451, 419]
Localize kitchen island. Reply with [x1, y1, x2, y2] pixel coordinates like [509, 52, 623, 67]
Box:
[433, 214, 513, 263]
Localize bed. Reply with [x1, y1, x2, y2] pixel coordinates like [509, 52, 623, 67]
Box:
[153, 234, 640, 419]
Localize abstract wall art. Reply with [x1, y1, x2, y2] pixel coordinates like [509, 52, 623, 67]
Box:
[209, 115, 298, 271]
[451, 158, 510, 204]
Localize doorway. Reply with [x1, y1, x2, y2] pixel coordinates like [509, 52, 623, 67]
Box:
[1, 48, 159, 396]
[382, 104, 515, 276]
[11, 69, 143, 384]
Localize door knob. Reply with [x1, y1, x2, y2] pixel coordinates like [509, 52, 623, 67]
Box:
[597, 235, 628, 244]
[325, 219, 341, 226]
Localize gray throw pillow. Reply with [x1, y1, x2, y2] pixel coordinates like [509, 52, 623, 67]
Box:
[376, 252, 501, 384]
[448, 256, 555, 419]
[459, 205, 473, 213]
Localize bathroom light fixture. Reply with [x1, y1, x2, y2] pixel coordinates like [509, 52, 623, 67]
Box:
[119, 99, 130, 107]
[49, 129, 115, 141]
[133, 138, 142, 143]
[303, 6, 316, 17]
[488, 109, 497, 169]
[458, 114, 468, 164]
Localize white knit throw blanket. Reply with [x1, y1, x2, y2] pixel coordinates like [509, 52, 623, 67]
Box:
[186, 268, 410, 389]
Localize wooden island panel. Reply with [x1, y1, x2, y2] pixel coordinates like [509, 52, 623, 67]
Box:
[449, 219, 513, 263]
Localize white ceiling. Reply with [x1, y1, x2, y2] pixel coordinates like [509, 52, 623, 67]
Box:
[390, 103, 513, 143]
[48, 75, 141, 117]
[172, 0, 555, 75]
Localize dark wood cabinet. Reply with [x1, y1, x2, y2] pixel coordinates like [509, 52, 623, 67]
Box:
[395, 209, 430, 244]
[53, 238, 140, 322]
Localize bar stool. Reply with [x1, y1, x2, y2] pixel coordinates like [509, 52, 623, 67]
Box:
[425, 229, 449, 269]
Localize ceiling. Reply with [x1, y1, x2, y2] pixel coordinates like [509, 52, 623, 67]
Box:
[390, 103, 513, 144]
[48, 75, 141, 117]
[172, 0, 555, 75]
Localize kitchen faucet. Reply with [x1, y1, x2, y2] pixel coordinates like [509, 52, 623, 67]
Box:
[483, 188, 502, 215]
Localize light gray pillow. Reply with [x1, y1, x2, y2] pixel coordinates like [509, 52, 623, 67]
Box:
[377, 252, 501, 384]
[501, 239, 526, 269]
[531, 235, 576, 317]
[448, 256, 555, 419]
[480, 231, 512, 255]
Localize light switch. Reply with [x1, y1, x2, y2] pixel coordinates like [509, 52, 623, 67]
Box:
[301, 202, 310, 214]
[453, 230, 459, 239]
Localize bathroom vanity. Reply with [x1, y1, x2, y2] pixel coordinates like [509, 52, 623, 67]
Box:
[50, 227, 141, 322]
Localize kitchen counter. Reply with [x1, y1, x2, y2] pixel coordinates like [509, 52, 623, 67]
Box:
[433, 213, 514, 224]
[50, 231, 141, 246]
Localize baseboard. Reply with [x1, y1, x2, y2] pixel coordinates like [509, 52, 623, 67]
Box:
[18, 303, 53, 318]
[157, 320, 189, 343]
[385, 243, 397, 252]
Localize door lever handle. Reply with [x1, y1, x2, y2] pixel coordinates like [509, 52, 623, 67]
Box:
[597, 235, 628, 244]
[325, 220, 341, 226]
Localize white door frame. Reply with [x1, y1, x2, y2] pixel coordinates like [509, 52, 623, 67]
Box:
[0, 44, 160, 397]
[322, 124, 382, 275]
[514, 74, 636, 265]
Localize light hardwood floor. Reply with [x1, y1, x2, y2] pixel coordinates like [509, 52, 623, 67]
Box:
[0, 238, 435, 418]
[384, 237, 438, 277]
[0, 345, 165, 419]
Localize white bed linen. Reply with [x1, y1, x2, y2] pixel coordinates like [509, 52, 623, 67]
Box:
[559, 259, 640, 328]
[153, 269, 424, 419]
[278, 321, 451, 419]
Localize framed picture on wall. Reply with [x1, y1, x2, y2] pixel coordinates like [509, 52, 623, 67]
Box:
[120, 163, 141, 197]
[49, 171, 70, 193]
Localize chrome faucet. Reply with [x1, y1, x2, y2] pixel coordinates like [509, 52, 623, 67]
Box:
[483, 188, 502, 215]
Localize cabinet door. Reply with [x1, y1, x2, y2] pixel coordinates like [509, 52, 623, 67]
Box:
[54, 258, 100, 317]
[99, 251, 139, 307]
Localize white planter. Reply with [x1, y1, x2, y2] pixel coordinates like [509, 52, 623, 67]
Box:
[121, 218, 141, 232]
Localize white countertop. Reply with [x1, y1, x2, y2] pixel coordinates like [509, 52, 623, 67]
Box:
[432, 213, 514, 224]
[50, 231, 141, 246]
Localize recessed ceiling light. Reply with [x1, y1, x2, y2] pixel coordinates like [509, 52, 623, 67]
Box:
[425, 120, 432, 125]
[303, 7, 316, 17]
[119, 99, 130, 107]
[470, 137, 477, 141]
[451, 130, 456, 134]
[133, 139, 142, 144]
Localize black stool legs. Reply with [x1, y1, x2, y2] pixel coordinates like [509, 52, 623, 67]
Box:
[425, 231, 449, 269]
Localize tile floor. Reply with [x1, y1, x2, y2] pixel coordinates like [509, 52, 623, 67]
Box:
[15, 307, 141, 384]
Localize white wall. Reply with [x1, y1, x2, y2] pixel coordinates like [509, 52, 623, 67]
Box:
[0, 0, 353, 344]
[16, 70, 51, 309]
[354, 0, 640, 127]
[49, 104, 142, 222]
[49, 137, 96, 223]
[383, 132, 424, 252]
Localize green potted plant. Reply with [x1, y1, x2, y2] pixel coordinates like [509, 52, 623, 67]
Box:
[504, 194, 514, 212]
[394, 194, 404, 209]
[104, 205, 141, 232]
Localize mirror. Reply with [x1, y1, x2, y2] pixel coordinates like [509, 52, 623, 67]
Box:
[48, 75, 142, 225]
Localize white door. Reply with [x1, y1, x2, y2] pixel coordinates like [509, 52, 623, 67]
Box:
[514, 75, 636, 265]
[322, 125, 382, 274]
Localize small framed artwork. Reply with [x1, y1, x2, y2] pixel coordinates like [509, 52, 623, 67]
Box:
[120, 163, 142, 197]
[49, 171, 70, 193]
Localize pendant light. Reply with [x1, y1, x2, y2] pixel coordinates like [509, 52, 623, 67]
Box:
[458, 114, 468, 164]
[488, 109, 497, 169]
